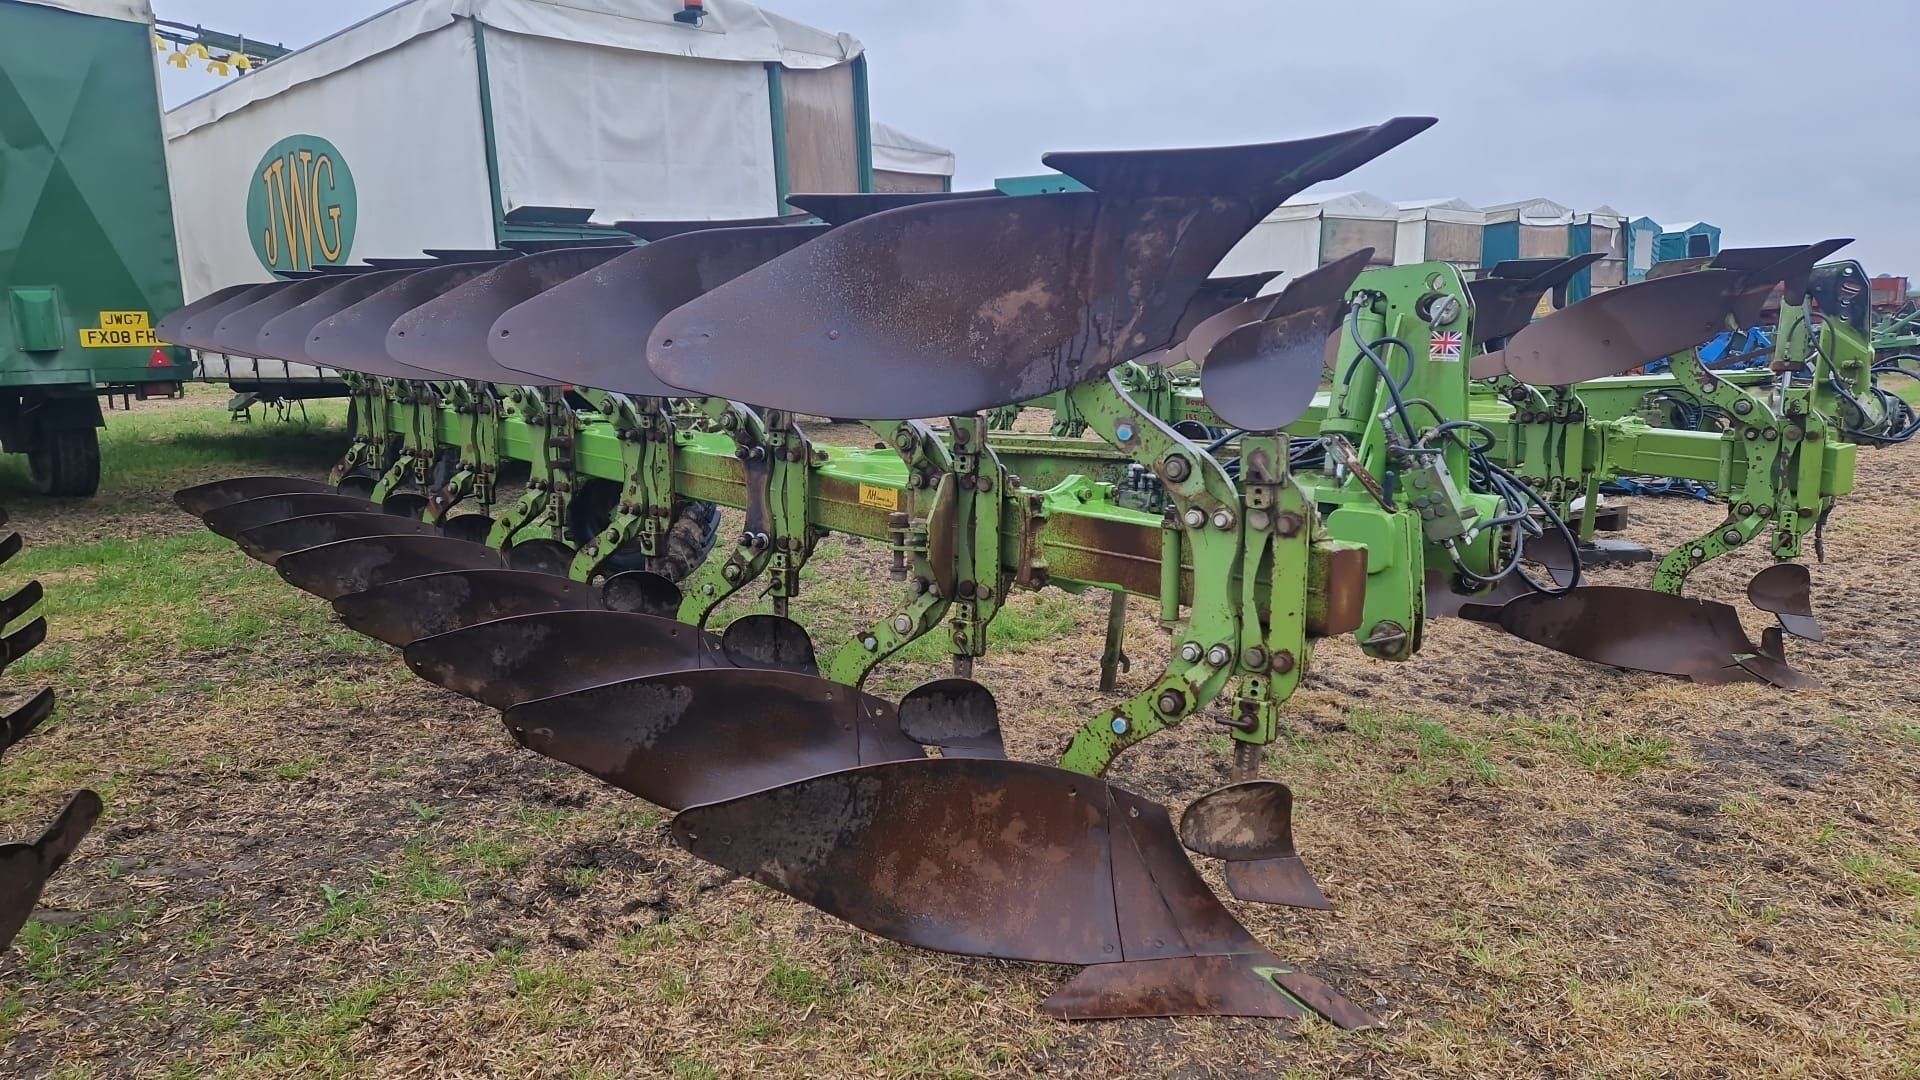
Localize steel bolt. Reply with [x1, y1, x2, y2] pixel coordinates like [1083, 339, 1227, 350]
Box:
[1690, 546, 1707, 560]
[1738, 503, 1755, 516]
[1212, 508, 1236, 530]
[1744, 429, 1759, 440]
[1182, 507, 1207, 529]
[1162, 454, 1192, 482]
[1248, 508, 1272, 532]
[861, 635, 879, 651]
[1274, 511, 1304, 537]
[896, 429, 917, 452]
[1156, 689, 1186, 716]
[892, 614, 914, 635]
[1763, 428, 1778, 441]
[1115, 423, 1136, 443]
[722, 564, 741, 582]
[1179, 642, 1203, 663]
[1110, 717, 1130, 735]
[1702, 379, 1720, 393]
[1205, 644, 1231, 667]
[1243, 645, 1269, 671]
[1722, 529, 1743, 545]
[1734, 399, 1754, 415]
[1271, 650, 1296, 674]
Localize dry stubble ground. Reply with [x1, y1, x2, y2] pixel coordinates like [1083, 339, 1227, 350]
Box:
[0, 386, 1917, 1078]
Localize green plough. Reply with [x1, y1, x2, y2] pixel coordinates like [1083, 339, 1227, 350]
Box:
[157, 116, 1877, 1023]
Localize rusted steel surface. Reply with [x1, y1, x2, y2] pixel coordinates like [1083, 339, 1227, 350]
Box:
[203, 493, 386, 541]
[650, 120, 1435, 418]
[332, 569, 604, 647]
[897, 678, 1005, 758]
[1748, 563, 1824, 641]
[440, 514, 495, 546]
[785, 190, 1001, 224]
[674, 759, 1371, 1024]
[1179, 781, 1330, 910]
[1202, 250, 1371, 431]
[1423, 568, 1532, 619]
[1, 617, 46, 675]
[1464, 253, 1604, 344]
[491, 223, 832, 395]
[1164, 294, 1281, 370]
[1037, 506, 1177, 600]
[505, 539, 576, 576]
[307, 263, 506, 379]
[209, 275, 368, 358]
[1709, 239, 1851, 300]
[1459, 585, 1812, 687]
[403, 610, 724, 709]
[0, 790, 102, 952]
[175, 476, 345, 519]
[381, 492, 430, 520]
[615, 212, 814, 241]
[157, 282, 293, 351]
[0, 687, 55, 759]
[154, 282, 271, 345]
[234, 512, 442, 566]
[1142, 272, 1287, 368]
[600, 571, 682, 619]
[1487, 270, 1764, 385]
[387, 246, 631, 384]
[1307, 543, 1368, 637]
[257, 268, 444, 369]
[506, 668, 923, 810]
[275, 534, 507, 602]
[718, 614, 818, 674]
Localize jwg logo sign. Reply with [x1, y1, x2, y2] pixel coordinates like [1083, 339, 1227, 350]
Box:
[247, 134, 357, 272]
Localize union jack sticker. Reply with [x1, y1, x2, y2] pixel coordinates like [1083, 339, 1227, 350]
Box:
[1430, 330, 1464, 361]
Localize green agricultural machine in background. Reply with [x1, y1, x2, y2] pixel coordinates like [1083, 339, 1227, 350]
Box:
[151, 116, 1906, 1023]
[0, 0, 192, 495]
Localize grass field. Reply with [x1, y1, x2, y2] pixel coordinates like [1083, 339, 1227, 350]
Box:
[1, 386, 1917, 1078]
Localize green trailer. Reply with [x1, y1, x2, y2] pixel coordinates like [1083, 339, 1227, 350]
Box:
[0, 0, 191, 495]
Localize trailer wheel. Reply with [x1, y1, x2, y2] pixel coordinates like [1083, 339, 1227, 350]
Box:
[28, 426, 101, 497]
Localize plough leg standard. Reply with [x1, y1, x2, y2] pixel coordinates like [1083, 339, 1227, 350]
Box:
[160, 114, 1860, 1023]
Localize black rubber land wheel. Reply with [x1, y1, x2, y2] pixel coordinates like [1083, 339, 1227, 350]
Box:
[28, 426, 101, 497]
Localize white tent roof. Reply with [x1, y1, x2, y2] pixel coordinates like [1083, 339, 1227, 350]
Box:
[12, 0, 150, 23]
[1581, 204, 1624, 227]
[167, 0, 861, 136]
[1265, 189, 1396, 222]
[873, 121, 954, 178]
[1395, 196, 1484, 225]
[1484, 197, 1575, 226]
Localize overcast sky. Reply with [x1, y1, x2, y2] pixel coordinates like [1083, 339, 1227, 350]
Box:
[155, 0, 1919, 274]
